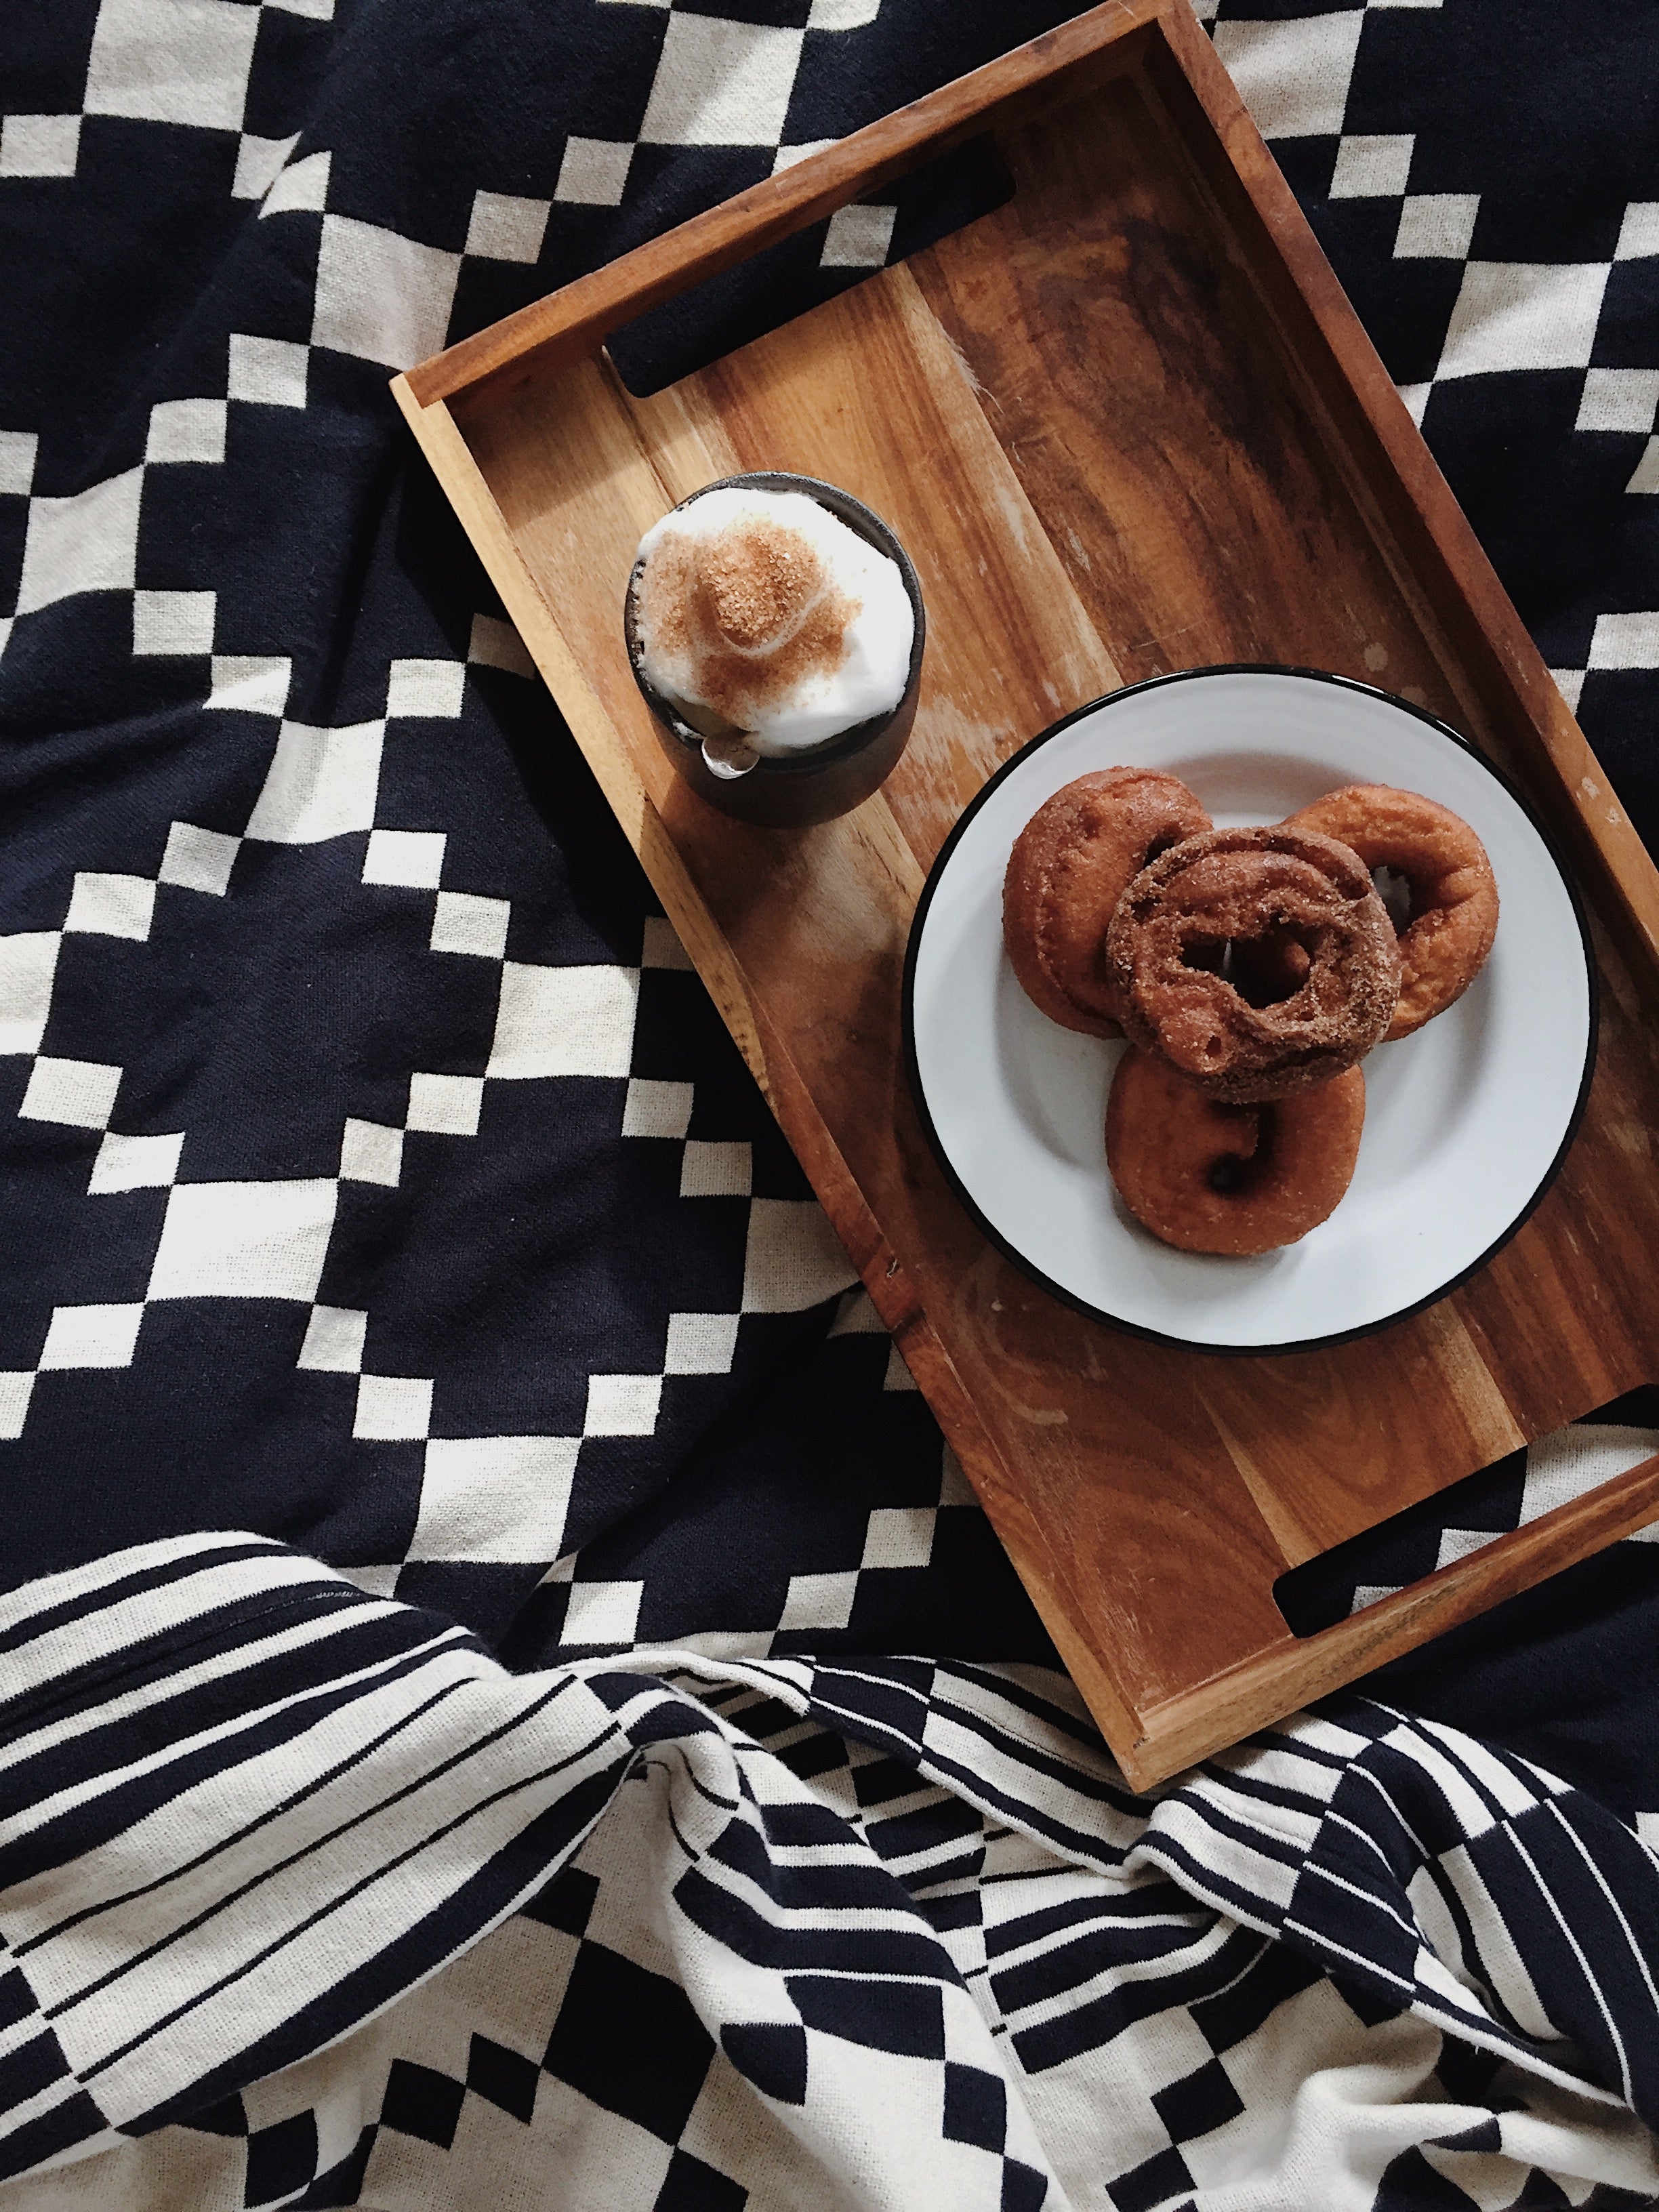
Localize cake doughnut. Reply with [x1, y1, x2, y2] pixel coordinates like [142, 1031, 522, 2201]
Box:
[1106, 1051, 1366, 1255]
[1002, 769, 1212, 1036]
[1104, 825, 1400, 1102]
[1285, 785, 1498, 1039]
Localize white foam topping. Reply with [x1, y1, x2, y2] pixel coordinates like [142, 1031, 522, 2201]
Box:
[632, 485, 915, 754]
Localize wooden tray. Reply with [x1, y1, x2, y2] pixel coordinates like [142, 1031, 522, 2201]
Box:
[394, 0, 1659, 1788]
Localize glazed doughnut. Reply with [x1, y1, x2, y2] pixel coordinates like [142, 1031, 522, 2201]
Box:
[1285, 785, 1498, 1039]
[1106, 1050, 1366, 1255]
[1104, 825, 1400, 1102]
[1002, 769, 1212, 1036]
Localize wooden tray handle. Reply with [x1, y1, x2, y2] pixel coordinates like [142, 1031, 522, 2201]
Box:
[1118, 1449, 1659, 1786]
[406, 0, 1163, 410]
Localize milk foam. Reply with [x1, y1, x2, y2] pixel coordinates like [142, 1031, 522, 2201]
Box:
[632, 486, 914, 755]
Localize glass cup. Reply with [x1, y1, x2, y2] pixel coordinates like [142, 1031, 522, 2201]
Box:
[623, 471, 926, 829]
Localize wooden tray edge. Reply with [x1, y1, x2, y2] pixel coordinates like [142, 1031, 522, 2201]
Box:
[406, 0, 1162, 411]
[1121, 1452, 1659, 1788]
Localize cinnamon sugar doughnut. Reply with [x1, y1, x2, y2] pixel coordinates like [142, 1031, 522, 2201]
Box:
[1002, 769, 1212, 1036]
[1106, 1051, 1366, 1255]
[1105, 825, 1400, 1102]
[1286, 785, 1498, 1039]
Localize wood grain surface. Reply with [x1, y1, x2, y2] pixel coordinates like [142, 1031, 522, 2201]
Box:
[394, 0, 1659, 1786]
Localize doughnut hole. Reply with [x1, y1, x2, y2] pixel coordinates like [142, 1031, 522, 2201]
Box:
[1179, 927, 1314, 1009]
[1227, 926, 1313, 1009]
[1206, 1150, 1253, 1195]
[1371, 864, 1414, 931]
[1181, 937, 1230, 976]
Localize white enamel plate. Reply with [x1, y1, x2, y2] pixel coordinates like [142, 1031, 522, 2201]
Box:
[903, 668, 1597, 1354]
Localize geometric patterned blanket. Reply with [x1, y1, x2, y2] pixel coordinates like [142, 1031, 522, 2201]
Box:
[3, 1537, 1659, 2208]
[4, 1, 1659, 2205]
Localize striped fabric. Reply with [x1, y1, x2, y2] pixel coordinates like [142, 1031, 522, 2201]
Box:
[1, 1537, 1656, 2208]
[0, 1538, 630, 2167]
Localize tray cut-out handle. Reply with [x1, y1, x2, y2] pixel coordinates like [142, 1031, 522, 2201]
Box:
[403, 0, 1164, 408]
[1275, 1388, 1659, 1636]
[606, 138, 1012, 398]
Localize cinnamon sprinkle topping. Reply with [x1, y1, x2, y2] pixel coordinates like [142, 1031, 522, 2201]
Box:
[638, 516, 857, 733]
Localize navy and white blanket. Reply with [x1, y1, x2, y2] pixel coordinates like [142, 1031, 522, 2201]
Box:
[4, 3, 1659, 2207]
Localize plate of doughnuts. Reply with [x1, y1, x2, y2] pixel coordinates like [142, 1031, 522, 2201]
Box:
[903, 665, 1596, 1353]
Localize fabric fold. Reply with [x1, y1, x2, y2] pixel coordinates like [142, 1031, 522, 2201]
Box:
[1, 1537, 1658, 2209]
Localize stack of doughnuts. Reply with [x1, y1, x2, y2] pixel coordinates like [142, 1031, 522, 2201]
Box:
[1002, 773, 1499, 1255]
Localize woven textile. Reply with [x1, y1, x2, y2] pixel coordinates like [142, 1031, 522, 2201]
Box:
[3, 2, 1659, 2205]
[3, 1537, 1659, 2209]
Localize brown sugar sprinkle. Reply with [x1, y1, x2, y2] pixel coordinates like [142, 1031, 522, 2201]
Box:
[639, 516, 856, 731]
[699, 520, 821, 652]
